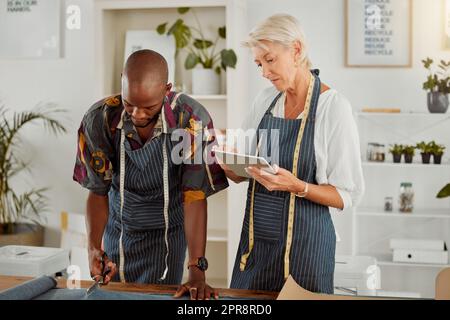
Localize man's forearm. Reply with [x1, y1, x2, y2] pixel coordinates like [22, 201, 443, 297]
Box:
[86, 191, 109, 250]
[183, 199, 207, 260]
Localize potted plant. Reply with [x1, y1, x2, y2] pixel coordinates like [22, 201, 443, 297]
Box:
[0, 105, 66, 246]
[403, 145, 415, 164]
[157, 7, 237, 95]
[429, 141, 446, 164]
[389, 144, 403, 163]
[415, 141, 433, 164]
[422, 58, 450, 113]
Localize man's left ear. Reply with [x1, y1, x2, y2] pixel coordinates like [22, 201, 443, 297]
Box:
[165, 83, 173, 95]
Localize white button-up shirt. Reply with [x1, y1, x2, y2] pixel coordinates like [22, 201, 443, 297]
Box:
[240, 86, 365, 212]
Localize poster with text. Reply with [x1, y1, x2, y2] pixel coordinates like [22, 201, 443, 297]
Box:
[346, 0, 412, 67]
[0, 0, 60, 59]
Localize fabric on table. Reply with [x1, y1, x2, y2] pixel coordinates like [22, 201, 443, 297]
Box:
[0, 276, 264, 300]
[0, 276, 56, 300]
[35, 288, 177, 300]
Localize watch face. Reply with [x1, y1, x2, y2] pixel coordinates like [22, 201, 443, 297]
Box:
[198, 257, 208, 271]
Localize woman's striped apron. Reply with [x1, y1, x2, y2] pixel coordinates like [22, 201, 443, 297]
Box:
[230, 70, 336, 293]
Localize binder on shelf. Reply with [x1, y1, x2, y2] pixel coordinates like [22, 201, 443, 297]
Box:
[389, 239, 447, 251]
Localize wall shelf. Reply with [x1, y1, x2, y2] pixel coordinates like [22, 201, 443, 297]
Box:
[356, 207, 450, 219]
[353, 109, 450, 298]
[189, 95, 227, 101]
[362, 161, 450, 168]
[377, 261, 450, 268]
[357, 112, 450, 118]
[357, 253, 450, 268]
[94, 0, 249, 287]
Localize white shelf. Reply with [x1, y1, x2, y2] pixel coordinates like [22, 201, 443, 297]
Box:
[189, 95, 227, 101]
[207, 229, 227, 242]
[357, 112, 450, 118]
[362, 161, 450, 168]
[356, 207, 450, 219]
[377, 261, 450, 268]
[358, 253, 450, 268]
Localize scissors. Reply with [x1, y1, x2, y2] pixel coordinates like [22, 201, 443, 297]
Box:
[86, 252, 111, 296]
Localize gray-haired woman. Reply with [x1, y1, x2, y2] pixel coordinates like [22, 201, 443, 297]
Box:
[222, 14, 364, 293]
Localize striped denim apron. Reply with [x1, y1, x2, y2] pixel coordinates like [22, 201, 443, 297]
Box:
[104, 118, 186, 284]
[230, 71, 336, 293]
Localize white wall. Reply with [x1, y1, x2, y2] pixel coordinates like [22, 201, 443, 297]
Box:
[246, 0, 450, 257]
[247, 0, 450, 111]
[1, 0, 450, 294]
[0, 0, 96, 246]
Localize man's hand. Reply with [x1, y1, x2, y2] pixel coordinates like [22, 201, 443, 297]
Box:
[174, 267, 219, 300]
[88, 247, 117, 285]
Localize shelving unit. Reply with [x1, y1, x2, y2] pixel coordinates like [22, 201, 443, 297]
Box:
[94, 0, 249, 288]
[190, 95, 227, 101]
[353, 111, 450, 298]
[357, 207, 450, 219]
[362, 161, 450, 168]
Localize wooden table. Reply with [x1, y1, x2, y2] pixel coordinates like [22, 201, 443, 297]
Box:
[0, 275, 278, 300]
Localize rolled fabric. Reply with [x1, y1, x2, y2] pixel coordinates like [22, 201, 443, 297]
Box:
[0, 276, 56, 300]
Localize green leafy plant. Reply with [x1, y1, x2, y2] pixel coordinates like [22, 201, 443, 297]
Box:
[422, 58, 450, 94]
[428, 141, 446, 156]
[437, 183, 450, 198]
[415, 141, 433, 154]
[403, 145, 416, 156]
[0, 104, 67, 234]
[389, 144, 404, 155]
[157, 7, 237, 74]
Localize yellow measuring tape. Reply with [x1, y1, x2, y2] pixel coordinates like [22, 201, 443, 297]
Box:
[240, 74, 316, 280]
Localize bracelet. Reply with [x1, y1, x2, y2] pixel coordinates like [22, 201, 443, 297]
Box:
[295, 182, 309, 198]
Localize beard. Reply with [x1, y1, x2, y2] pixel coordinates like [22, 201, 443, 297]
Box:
[131, 110, 161, 128]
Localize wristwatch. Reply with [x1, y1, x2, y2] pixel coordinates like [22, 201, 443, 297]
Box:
[295, 182, 309, 198]
[188, 257, 208, 271]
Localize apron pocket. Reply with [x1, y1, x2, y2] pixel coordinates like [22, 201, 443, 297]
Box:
[252, 192, 284, 242]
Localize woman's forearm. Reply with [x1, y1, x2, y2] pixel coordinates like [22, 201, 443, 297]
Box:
[291, 180, 344, 210]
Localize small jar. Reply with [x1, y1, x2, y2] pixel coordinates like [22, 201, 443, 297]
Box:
[377, 144, 385, 162]
[384, 197, 393, 212]
[399, 182, 414, 213]
[367, 143, 377, 161]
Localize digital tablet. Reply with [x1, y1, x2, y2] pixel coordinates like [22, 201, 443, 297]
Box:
[214, 150, 277, 178]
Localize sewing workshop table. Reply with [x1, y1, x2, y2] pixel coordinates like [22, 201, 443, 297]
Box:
[0, 275, 278, 300]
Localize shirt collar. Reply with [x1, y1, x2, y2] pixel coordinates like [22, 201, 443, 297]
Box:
[117, 95, 176, 132]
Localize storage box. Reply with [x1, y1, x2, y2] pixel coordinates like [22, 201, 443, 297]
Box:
[390, 239, 446, 251]
[0, 245, 70, 277]
[393, 248, 449, 265]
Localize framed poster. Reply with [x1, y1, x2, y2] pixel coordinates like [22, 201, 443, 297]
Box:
[124, 30, 176, 85]
[345, 0, 412, 68]
[0, 0, 60, 59]
[445, 0, 450, 50]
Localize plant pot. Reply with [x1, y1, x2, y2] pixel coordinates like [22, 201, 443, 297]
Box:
[433, 153, 443, 164]
[404, 154, 413, 163]
[427, 92, 449, 113]
[192, 68, 220, 95]
[392, 153, 402, 163]
[421, 152, 431, 164]
[0, 223, 44, 247]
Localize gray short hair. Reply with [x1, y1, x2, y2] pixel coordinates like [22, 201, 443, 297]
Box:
[242, 14, 312, 68]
